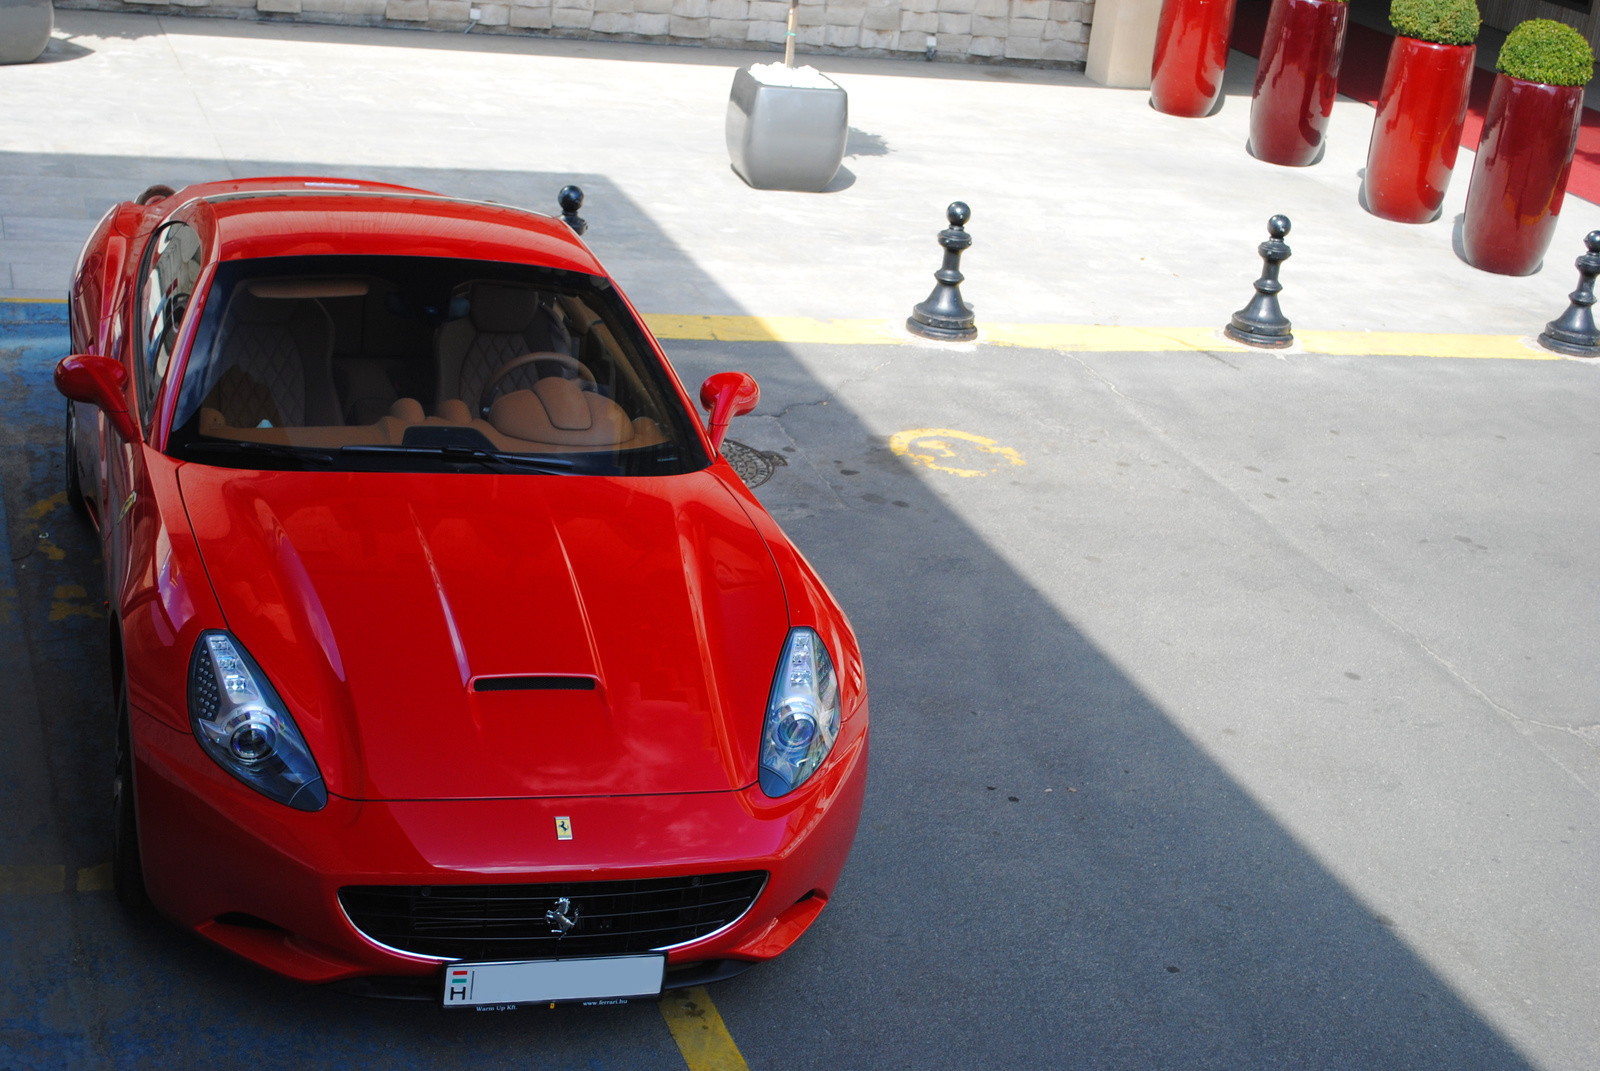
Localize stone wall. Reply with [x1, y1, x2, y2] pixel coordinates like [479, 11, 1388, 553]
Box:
[57, 0, 1095, 66]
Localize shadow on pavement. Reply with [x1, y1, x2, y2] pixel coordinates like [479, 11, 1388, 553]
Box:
[0, 153, 1535, 1069]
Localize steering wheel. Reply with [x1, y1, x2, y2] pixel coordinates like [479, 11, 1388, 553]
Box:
[478, 352, 596, 416]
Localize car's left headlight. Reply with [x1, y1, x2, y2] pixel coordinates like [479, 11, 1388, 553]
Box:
[759, 627, 842, 798]
[188, 630, 328, 811]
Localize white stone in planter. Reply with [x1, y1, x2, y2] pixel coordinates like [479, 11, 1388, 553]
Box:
[0, 0, 53, 64]
[725, 62, 848, 192]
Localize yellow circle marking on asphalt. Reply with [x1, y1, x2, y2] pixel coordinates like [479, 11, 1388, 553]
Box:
[890, 428, 1025, 478]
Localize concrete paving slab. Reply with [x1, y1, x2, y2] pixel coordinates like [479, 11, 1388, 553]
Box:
[0, 11, 1595, 335]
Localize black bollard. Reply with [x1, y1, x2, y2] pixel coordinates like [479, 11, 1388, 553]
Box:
[1538, 231, 1600, 357]
[558, 185, 587, 236]
[1224, 215, 1294, 349]
[907, 202, 977, 341]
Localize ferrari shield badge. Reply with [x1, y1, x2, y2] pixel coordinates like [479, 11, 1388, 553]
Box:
[555, 816, 573, 841]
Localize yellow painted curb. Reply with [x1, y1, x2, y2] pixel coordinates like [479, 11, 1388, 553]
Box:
[1295, 331, 1553, 360]
[644, 314, 901, 345]
[640, 314, 1558, 361]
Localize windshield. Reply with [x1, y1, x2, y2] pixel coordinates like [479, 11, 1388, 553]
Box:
[167, 255, 708, 476]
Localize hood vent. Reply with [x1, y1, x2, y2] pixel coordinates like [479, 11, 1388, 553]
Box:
[472, 675, 596, 693]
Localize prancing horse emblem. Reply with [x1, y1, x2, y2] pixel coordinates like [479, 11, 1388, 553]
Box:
[546, 896, 578, 935]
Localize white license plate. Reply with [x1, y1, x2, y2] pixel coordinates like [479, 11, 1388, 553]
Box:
[441, 954, 666, 1009]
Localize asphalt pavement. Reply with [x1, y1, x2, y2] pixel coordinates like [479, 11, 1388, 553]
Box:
[5, 311, 1599, 1068]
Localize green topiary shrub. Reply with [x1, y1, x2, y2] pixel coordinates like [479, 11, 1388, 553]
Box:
[1389, 0, 1480, 46]
[1496, 18, 1595, 86]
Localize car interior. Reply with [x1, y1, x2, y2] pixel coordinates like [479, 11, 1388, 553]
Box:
[176, 265, 679, 459]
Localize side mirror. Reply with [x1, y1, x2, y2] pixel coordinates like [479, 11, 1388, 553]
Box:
[698, 372, 759, 453]
[55, 355, 141, 444]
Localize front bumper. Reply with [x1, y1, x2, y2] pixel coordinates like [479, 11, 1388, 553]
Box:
[131, 707, 867, 986]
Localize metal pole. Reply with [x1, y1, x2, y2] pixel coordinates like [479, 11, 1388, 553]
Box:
[784, 0, 798, 67]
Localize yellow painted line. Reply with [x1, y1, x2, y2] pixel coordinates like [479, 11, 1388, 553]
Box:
[77, 864, 113, 892]
[984, 323, 1224, 352]
[640, 314, 1559, 361]
[0, 865, 66, 894]
[0, 864, 114, 893]
[50, 584, 102, 622]
[644, 314, 901, 345]
[1295, 331, 1554, 359]
[0, 297, 67, 304]
[660, 985, 750, 1071]
[23, 491, 67, 523]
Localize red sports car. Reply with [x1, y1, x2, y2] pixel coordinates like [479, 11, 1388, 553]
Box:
[55, 176, 868, 1007]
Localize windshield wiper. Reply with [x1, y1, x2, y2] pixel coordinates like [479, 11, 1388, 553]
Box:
[339, 444, 579, 474]
[182, 440, 335, 467]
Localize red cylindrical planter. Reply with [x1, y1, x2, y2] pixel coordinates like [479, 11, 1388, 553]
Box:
[1363, 37, 1475, 223]
[1462, 73, 1585, 275]
[1150, 0, 1239, 117]
[1248, 0, 1349, 166]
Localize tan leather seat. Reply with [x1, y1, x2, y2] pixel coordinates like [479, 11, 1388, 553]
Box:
[433, 282, 574, 414]
[203, 288, 339, 428]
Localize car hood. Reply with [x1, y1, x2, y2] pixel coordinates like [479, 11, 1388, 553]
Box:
[176, 467, 788, 801]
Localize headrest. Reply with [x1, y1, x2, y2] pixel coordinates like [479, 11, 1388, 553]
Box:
[469, 282, 539, 334]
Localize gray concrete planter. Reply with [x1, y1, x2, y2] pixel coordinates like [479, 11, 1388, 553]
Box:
[725, 65, 848, 193]
[0, 0, 52, 64]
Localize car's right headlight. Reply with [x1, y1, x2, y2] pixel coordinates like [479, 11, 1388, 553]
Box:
[187, 630, 327, 811]
[759, 627, 842, 798]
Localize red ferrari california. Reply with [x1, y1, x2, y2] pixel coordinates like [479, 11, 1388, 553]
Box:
[55, 176, 868, 1008]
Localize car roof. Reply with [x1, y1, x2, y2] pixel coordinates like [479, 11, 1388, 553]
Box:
[163, 177, 605, 276]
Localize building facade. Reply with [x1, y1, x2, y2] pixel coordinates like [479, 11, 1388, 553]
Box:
[52, 0, 1600, 83]
[57, 0, 1097, 67]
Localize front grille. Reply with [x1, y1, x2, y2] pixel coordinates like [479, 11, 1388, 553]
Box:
[339, 871, 768, 961]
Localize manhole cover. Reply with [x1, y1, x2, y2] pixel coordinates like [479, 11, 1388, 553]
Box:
[722, 439, 788, 488]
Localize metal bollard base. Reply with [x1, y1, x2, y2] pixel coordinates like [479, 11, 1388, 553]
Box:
[907, 305, 977, 342]
[1223, 320, 1294, 349]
